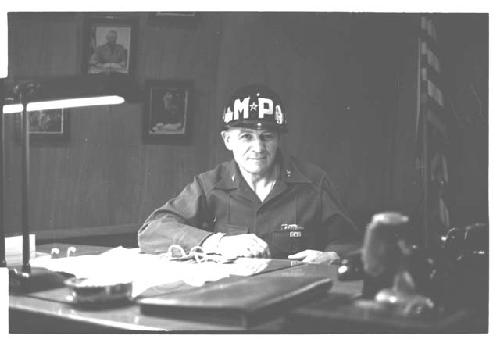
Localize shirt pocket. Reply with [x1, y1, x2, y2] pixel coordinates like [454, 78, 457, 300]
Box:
[266, 228, 307, 258]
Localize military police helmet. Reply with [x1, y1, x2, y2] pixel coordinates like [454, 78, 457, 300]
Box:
[222, 84, 287, 131]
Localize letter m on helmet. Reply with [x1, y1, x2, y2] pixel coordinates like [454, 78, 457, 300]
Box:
[232, 97, 249, 120]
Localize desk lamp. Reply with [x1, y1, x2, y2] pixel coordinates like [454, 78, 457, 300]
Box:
[1, 75, 126, 292]
[1, 10, 7, 269]
[0, 78, 5, 268]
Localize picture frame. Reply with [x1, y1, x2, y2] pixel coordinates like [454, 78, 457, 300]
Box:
[82, 15, 137, 75]
[16, 109, 70, 143]
[143, 80, 193, 143]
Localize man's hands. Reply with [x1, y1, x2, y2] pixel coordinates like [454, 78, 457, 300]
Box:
[217, 234, 271, 259]
[288, 249, 340, 264]
[203, 233, 339, 263]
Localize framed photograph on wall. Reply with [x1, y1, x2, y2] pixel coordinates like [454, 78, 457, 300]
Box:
[16, 109, 69, 143]
[143, 80, 193, 143]
[82, 15, 136, 75]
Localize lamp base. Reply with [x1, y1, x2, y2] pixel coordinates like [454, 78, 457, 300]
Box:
[9, 267, 67, 293]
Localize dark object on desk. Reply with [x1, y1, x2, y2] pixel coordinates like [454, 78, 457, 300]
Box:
[337, 250, 400, 300]
[357, 212, 435, 316]
[285, 293, 473, 333]
[337, 213, 414, 296]
[434, 223, 488, 315]
[139, 275, 332, 328]
[9, 266, 67, 293]
[337, 250, 363, 281]
[337, 215, 488, 330]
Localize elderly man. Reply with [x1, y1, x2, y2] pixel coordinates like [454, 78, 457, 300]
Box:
[89, 29, 128, 74]
[138, 84, 360, 264]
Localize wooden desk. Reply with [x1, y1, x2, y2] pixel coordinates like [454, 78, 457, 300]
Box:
[284, 295, 476, 333]
[9, 243, 362, 333]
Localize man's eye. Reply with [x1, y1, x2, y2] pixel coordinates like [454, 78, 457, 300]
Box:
[240, 134, 253, 140]
[261, 134, 275, 140]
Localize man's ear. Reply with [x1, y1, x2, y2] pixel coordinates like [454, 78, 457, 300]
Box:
[220, 130, 232, 151]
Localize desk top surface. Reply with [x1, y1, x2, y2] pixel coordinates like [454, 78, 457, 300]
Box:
[9, 243, 362, 332]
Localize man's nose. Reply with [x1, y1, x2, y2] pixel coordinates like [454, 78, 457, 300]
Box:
[250, 137, 266, 151]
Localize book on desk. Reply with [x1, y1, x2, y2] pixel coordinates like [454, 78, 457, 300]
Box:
[138, 275, 333, 328]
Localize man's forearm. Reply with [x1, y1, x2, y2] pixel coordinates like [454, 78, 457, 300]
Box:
[138, 216, 212, 253]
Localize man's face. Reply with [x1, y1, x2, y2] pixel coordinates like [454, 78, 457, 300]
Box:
[106, 31, 117, 44]
[221, 127, 279, 177]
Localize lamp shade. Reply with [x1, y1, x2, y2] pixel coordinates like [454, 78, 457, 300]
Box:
[2, 73, 140, 110]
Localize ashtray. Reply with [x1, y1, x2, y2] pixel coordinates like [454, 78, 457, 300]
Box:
[64, 277, 133, 305]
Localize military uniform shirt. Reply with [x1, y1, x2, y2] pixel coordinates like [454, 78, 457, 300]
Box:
[138, 153, 360, 258]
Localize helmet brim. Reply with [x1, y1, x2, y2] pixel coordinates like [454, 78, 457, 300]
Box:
[223, 120, 287, 132]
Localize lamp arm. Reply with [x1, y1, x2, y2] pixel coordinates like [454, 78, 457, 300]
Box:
[14, 82, 39, 274]
[0, 78, 5, 267]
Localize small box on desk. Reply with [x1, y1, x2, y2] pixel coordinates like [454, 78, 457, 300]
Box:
[138, 275, 332, 329]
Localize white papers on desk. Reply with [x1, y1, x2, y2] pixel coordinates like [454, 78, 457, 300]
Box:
[30, 247, 273, 298]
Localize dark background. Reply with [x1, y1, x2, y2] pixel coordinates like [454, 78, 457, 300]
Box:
[3, 12, 488, 247]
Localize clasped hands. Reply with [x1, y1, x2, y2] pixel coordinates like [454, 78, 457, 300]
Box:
[213, 234, 339, 265]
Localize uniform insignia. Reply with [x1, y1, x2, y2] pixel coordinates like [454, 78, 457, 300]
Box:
[249, 101, 258, 111]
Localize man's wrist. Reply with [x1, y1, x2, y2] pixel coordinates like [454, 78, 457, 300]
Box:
[201, 233, 225, 253]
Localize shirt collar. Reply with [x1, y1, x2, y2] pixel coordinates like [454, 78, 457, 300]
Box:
[214, 159, 241, 190]
[279, 151, 312, 184]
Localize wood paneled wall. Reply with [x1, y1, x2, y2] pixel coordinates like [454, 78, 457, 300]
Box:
[3, 12, 487, 241]
[6, 13, 225, 238]
[209, 13, 411, 221]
